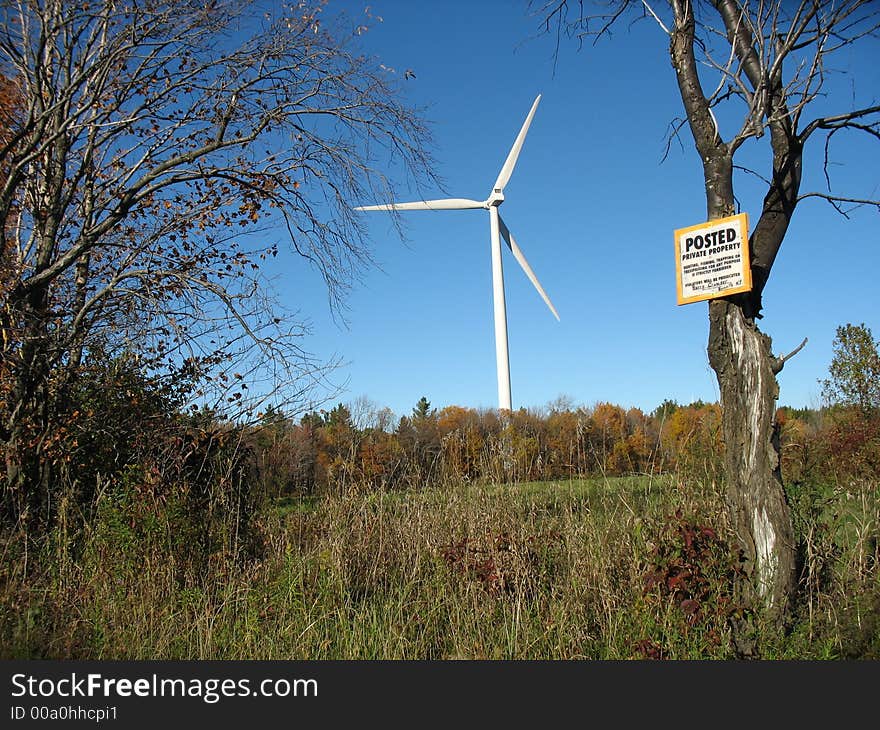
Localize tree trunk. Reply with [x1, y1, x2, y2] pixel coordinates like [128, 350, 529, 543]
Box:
[2, 281, 53, 528]
[669, 5, 799, 641]
[708, 299, 797, 626]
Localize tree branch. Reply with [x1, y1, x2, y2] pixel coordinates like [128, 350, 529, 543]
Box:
[797, 192, 880, 217]
[772, 337, 808, 374]
[800, 104, 880, 143]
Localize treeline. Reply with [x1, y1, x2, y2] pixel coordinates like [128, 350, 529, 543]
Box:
[249, 397, 879, 500]
[248, 397, 724, 497]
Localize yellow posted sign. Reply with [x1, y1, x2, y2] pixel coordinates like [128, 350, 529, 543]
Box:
[674, 212, 752, 305]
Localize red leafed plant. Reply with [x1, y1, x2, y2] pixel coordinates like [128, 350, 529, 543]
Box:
[439, 530, 562, 597]
[637, 509, 749, 658]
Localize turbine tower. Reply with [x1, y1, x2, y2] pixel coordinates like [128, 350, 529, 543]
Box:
[354, 94, 558, 411]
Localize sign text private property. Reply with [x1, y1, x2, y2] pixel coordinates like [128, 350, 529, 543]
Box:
[674, 213, 752, 305]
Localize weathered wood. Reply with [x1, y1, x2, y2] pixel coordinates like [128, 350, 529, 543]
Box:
[709, 300, 797, 618]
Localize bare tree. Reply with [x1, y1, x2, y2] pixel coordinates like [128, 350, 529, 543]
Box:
[533, 0, 880, 631]
[0, 0, 435, 521]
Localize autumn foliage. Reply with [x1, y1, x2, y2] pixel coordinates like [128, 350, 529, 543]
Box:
[244, 397, 724, 498]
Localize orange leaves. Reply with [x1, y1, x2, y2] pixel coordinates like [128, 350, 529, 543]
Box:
[659, 403, 722, 469]
[436, 404, 476, 433]
[0, 71, 23, 220]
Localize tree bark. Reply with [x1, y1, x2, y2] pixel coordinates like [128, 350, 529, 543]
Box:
[708, 300, 796, 622]
[3, 279, 54, 526]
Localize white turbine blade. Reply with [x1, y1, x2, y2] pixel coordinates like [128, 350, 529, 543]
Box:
[354, 198, 485, 211]
[498, 214, 559, 321]
[493, 94, 541, 192]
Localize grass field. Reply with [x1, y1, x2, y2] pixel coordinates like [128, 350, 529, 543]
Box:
[2, 472, 878, 659]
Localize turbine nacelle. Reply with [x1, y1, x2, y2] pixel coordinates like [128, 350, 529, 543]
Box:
[353, 94, 556, 411]
[486, 188, 505, 207]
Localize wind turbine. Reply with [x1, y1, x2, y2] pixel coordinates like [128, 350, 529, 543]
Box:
[354, 94, 558, 411]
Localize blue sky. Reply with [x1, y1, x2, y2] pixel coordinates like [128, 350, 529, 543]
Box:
[271, 0, 880, 420]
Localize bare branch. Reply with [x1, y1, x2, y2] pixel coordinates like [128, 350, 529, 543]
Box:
[641, 1, 670, 34]
[800, 105, 880, 143]
[772, 337, 808, 374]
[797, 192, 880, 218]
[660, 116, 689, 163]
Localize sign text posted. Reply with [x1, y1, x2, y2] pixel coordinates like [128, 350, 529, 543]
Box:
[674, 212, 752, 305]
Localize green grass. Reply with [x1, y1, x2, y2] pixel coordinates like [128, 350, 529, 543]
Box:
[2, 472, 878, 659]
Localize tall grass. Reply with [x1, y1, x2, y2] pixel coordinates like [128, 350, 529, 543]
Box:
[1, 470, 878, 659]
